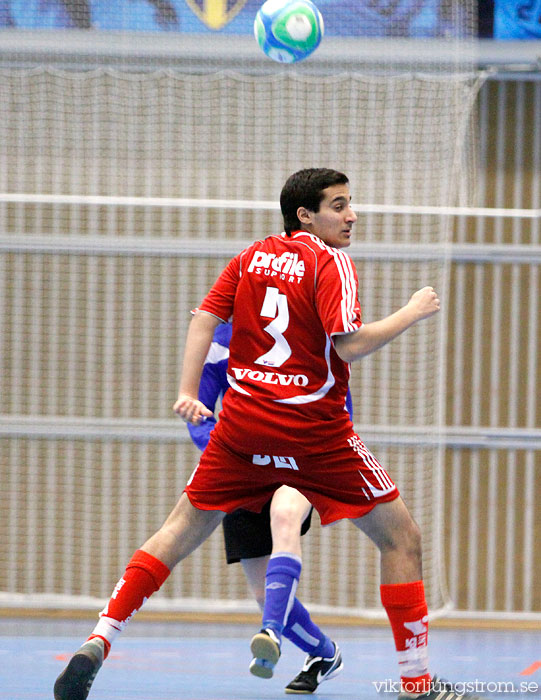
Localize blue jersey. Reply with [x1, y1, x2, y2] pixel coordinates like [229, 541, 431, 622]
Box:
[188, 321, 353, 452]
[187, 322, 233, 451]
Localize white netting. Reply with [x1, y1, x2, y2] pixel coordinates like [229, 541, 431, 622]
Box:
[0, 0, 481, 616]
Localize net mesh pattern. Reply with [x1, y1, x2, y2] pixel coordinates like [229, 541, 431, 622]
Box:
[0, 0, 481, 615]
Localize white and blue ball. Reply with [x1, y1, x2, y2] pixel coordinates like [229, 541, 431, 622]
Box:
[254, 0, 324, 64]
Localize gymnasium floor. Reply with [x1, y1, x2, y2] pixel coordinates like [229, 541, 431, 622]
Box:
[2, 617, 540, 700]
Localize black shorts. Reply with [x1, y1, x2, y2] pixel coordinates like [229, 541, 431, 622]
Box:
[222, 499, 313, 564]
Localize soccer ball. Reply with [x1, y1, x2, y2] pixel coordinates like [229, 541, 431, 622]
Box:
[254, 0, 324, 64]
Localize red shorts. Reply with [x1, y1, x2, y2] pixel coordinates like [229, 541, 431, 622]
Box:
[184, 431, 399, 525]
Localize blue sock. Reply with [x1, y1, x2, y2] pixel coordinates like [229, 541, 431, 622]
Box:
[262, 553, 302, 639]
[283, 597, 335, 658]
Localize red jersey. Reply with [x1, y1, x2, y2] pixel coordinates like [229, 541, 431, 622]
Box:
[198, 231, 362, 455]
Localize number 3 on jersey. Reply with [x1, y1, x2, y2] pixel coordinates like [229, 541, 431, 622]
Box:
[255, 287, 291, 368]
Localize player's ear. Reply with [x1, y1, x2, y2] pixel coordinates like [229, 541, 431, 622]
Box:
[297, 206, 313, 226]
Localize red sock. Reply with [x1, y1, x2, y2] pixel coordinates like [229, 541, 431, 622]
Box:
[103, 549, 170, 622]
[380, 580, 431, 695]
[88, 549, 170, 656]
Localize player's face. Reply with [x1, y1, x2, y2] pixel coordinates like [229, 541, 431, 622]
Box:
[301, 184, 357, 249]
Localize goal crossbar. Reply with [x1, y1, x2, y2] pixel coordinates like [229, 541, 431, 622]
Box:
[0, 192, 538, 218]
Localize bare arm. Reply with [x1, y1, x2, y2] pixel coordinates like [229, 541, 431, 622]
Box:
[173, 311, 222, 424]
[333, 286, 440, 363]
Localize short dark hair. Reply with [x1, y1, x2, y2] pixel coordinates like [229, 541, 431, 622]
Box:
[280, 168, 349, 235]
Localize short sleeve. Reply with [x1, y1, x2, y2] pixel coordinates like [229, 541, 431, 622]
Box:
[198, 254, 242, 323]
[316, 249, 362, 336]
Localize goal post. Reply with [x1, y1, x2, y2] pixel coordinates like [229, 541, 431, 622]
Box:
[0, 0, 482, 618]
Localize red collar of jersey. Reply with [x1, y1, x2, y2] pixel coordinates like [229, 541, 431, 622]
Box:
[285, 230, 309, 237]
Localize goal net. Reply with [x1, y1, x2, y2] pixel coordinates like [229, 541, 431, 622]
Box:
[0, 0, 482, 617]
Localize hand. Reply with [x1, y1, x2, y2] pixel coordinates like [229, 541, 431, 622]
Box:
[173, 393, 212, 425]
[407, 286, 441, 322]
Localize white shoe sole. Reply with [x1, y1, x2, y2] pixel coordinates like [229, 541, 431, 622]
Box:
[250, 632, 280, 679]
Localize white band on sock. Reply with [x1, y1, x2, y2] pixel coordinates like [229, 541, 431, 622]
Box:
[282, 578, 298, 628]
[291, 622, 320, 647]
[92, 615, 123, 646]
[397, 645, 429, 677]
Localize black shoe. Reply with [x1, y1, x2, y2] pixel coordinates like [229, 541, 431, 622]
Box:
[398, 675, 485, 700]
[249, 628, 281, 679]
[54, 638, 105, 700]
[285, 642, 343, 694]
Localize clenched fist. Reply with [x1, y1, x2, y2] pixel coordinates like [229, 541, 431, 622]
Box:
[407, 286, 441, 322]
